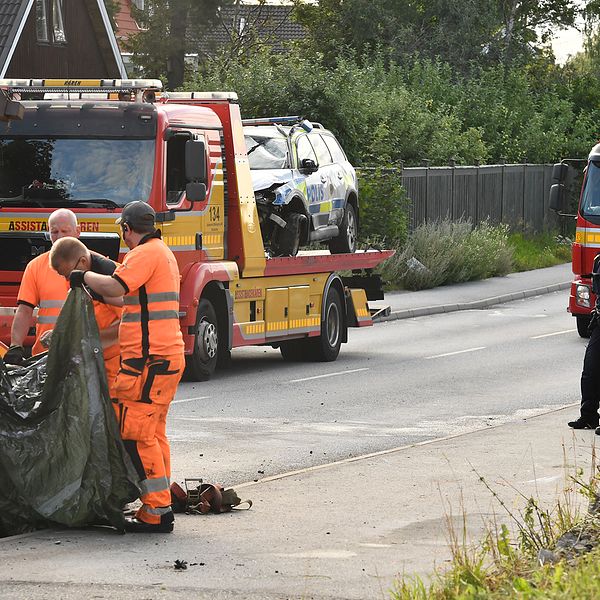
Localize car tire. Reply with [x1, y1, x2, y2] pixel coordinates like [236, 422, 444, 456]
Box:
[328, 203, 357, 254]
[577, 315, 592, 338]
[273, 212, 303, 256]
[185, 298, 219, 381]
[311, 286, 343, 362]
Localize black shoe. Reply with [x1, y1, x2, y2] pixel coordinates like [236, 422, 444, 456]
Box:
[568, 417, 599, 429]
[124, 516, 174, 533]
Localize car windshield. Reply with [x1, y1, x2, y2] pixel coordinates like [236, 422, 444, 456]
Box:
[581, 161, 600, 217]
[0, 138, 155, 207]
[245, 134, 289, 169]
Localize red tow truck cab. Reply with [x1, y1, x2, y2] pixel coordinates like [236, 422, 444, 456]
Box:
[0, 79, 393, 379]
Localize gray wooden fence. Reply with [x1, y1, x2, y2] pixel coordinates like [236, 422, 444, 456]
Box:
[360, 164, 559, 232]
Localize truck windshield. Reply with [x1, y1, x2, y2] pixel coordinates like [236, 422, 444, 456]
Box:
[581, 161, 600, 217]
[245, 135, 289, 170]
[0, 138, 155, 207]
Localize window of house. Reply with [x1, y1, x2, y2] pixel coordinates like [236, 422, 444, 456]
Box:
[35, 0, 49, 43]
[36, 0, 67, 44]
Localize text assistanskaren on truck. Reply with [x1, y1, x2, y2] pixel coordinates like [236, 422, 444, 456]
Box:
[0, 79, 392, 379]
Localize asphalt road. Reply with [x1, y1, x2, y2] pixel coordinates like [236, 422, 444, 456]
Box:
[169, 290, 585, 486]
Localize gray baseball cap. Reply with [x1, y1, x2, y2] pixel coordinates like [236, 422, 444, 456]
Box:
[116, 201, 156, 229]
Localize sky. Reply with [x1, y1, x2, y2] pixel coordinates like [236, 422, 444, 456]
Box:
[552, 26, 585, 64]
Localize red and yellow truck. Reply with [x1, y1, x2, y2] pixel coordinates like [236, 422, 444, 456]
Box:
[0, 79, 392, 379]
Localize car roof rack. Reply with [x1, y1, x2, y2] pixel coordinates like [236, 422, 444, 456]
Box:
[242, 116, 324, 129]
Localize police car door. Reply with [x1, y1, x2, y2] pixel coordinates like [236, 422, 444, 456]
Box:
[296, 134, 324, 230]
[308, 133, 337, 228]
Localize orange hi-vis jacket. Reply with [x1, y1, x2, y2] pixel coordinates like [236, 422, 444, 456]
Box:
[17, 252, 69, 355]
[112, 232, 184, 361]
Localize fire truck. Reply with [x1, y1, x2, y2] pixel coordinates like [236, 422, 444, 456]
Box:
[0, 79, 393, 379]
[550, 148, 600, 337]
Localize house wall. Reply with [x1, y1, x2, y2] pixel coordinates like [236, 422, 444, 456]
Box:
[6, 2, 119, 78]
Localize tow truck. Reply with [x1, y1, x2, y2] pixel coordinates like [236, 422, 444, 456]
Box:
[0, 79, 393, 380]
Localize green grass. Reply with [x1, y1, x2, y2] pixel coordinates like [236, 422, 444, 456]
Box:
[508, 232, 571, 272]
[391, 463, 600, 600]
[379, 224, 572, 291]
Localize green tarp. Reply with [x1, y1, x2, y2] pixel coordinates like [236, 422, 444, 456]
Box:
[0, 288, 139, 537]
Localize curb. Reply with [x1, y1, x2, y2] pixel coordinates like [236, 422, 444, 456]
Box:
[377, 281, 571, 322]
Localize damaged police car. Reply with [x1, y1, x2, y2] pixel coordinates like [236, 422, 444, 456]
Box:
[243, 117, 358, 256]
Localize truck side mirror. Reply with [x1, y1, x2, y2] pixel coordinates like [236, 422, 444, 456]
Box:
[300, 158, 318, 174]
[185, 139, 207, 202]
[552, 162, 569, 184]
[549, 183, 567, 212]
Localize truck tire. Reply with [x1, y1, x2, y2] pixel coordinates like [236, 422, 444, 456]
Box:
[279, 339, 305, 361]
[577, 315, 592, 338]
[186, 298, 219, 381]
[273, 212, 302, 257]
[328, 203, 357, 254]
[311, 286, 343, 361]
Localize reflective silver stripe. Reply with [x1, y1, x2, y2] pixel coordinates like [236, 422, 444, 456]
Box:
[39, 300, 65, 308]
[122, 310, 180, 322]
[139, 476, 170, 495]
[124, 292, 180, 305]
[142, 505, 172, 515]
[37, 315, 58, 324]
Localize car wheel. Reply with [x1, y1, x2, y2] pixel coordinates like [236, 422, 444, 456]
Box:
[311, 286, 343, 362]
[328, 203, 357, 254]
[185, 298, 219, 381]
[577, 315, 592, 338]
[273, 212, 303, 256]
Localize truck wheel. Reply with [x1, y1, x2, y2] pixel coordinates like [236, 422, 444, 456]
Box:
[186, 298, 219, 381]
[279, 339, 305, 361]
[273, 213, 303, 256]
[577, 315, 592, 338]
[312, 286, 343, 361]
[328, 204, 357, 254]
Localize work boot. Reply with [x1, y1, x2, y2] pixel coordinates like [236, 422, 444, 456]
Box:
[125, 512, 174, 533]
[568, 417, 599, 429]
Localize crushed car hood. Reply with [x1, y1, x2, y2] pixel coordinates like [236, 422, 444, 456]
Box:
[250, 169, 296, 193]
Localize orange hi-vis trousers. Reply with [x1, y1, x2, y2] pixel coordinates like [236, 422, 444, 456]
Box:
[112, 353, 185, 525]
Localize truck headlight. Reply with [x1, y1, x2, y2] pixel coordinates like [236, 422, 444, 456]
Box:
[576, 284, 591, 308]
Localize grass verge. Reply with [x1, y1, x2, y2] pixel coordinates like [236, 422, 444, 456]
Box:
[391, 455, 600, 600]
[380, 221, 571, 291]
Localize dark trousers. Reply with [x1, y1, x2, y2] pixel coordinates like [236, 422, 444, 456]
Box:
[580, 324, 600, 424]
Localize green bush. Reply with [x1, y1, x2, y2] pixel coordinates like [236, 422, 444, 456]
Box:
[356, 168, 410, 247]
[382, 219, 513, 290]
[509, 232, 572, 271]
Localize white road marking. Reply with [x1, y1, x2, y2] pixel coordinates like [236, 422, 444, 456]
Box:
[531, 329, 576, 339]
[425, 346, 486, 360]
[521, 475, 562, 485]
[288, 368, 370, 383]
[171, 395, 210, 405]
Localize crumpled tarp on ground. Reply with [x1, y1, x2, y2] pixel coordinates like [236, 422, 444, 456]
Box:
[0, 288, 139, 537]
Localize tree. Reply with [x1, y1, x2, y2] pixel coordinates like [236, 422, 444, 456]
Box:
[292, 0, 580, 69]
[126, 0, 226, 89]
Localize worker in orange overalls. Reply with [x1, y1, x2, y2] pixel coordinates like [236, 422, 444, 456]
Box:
[4, 208, 81, 364]
[48, 237, 122, 395]
[70, 201, 185, 533]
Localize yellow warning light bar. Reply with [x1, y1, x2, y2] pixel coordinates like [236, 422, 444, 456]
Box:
[0, 78, 163, 99]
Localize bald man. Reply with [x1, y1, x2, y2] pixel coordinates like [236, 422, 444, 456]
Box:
[4, 209, 80, 364]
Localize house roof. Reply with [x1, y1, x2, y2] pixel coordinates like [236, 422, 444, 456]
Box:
[114, 0, 142, 45]
[0, 0, 127, 78]
[0, 0, 32, 76]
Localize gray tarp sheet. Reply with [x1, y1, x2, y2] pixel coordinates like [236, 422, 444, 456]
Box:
[0, 288, 139, 536]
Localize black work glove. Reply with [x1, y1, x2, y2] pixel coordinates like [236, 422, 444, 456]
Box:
[3, 344, 25, 365]
[69, 270, 86, 289]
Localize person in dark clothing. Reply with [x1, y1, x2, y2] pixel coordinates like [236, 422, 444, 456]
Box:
[569, 254, 600, 432]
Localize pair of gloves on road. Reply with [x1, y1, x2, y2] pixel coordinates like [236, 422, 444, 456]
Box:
[3, 272, 87, 365]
